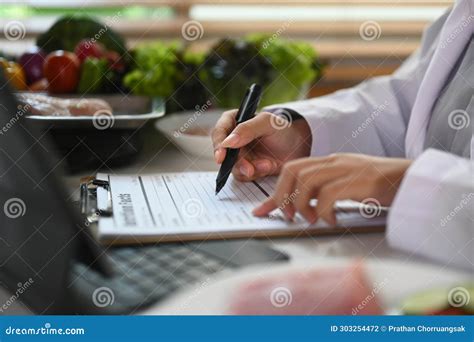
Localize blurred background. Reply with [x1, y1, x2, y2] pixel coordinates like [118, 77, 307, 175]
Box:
[1, 0, 451, 99]
[0, 0, 453, 171]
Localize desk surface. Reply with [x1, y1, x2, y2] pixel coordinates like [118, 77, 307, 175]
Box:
[0, 127, 440, 314]
[64, 131, 408, 261]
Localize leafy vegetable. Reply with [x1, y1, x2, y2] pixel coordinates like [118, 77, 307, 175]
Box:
[124, 42, 209, 110]
[123, 36, 323, 111]
[247, 34, 321, 85]
[37, 16, 127, 56]
[123, 42, 181, 98]
[167, 50, 209, 112]
[252, 34, 321, 102]
[201, 35, 323, 108]
[199, 39, 273, 108]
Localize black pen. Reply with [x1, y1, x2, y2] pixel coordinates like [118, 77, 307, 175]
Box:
[215, 83, 262, 195]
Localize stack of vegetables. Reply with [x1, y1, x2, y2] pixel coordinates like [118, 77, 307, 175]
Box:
[1, 15, 324, 110]
[1, 16, 129, 94]
[124, 36, 324, 109]
[201, 35, 324, 108]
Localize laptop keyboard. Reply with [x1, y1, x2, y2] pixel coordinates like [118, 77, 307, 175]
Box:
[70, 244, 235, 313]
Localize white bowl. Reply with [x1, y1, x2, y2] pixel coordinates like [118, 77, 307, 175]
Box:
[155, 109, 224, 159]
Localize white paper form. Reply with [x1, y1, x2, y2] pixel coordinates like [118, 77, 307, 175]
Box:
[96, 172, 386, 241]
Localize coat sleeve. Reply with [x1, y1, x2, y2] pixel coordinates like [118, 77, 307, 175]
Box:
[387, 148, 474, 271]
[264, 10, 450, 158]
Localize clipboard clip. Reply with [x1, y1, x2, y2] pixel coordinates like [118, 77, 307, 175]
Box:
[80, 177, 113, 224]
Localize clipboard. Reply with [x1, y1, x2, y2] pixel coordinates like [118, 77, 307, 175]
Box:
[79, 176, 113, 225]
[79, 173, 386, 246]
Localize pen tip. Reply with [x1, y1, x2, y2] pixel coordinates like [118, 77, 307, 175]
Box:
[215, 183, 223, 196]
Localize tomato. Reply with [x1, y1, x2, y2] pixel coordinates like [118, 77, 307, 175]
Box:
[43, 51, 80, 93]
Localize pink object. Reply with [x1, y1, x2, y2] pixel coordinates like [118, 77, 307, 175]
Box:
[229, 262, 383, 315]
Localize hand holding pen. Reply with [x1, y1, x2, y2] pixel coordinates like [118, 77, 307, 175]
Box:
[213, 84, 312, 191]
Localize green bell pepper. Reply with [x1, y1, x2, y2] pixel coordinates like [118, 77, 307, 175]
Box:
[78, 57, 108, 94]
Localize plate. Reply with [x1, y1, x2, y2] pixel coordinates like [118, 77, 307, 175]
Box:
[144, 257, 472, 315]
[155, 109, 223, 159]
[23, 94, 165, 129]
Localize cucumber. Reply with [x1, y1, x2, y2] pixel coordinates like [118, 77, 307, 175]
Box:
[402, 284, 474, 315]
[402, 288, 449, 315]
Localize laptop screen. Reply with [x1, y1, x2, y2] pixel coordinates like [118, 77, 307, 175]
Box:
[0, 72, 103, 313]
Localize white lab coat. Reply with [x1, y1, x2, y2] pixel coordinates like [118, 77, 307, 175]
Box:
[267, 0, 474, 270]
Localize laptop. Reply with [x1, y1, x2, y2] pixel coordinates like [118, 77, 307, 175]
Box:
[0, 72, 289, 314]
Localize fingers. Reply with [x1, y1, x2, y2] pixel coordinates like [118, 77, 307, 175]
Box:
[252, 158, 279, 178]
[253, 158, 320, 219]
[252, 198, 277, 217]
[214, 148, 226, 164]
[212, 111, 279, 165]
[253, 155, 352, 223]
[316, 177, 356, 226]
[292, 164, 346, 222]
[233, 158, 279, 182]
[251, 153, 398, 227]
[220, 112, 278, 149]
[232, 158, 255, 181]
[212, 109, 237, 163]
